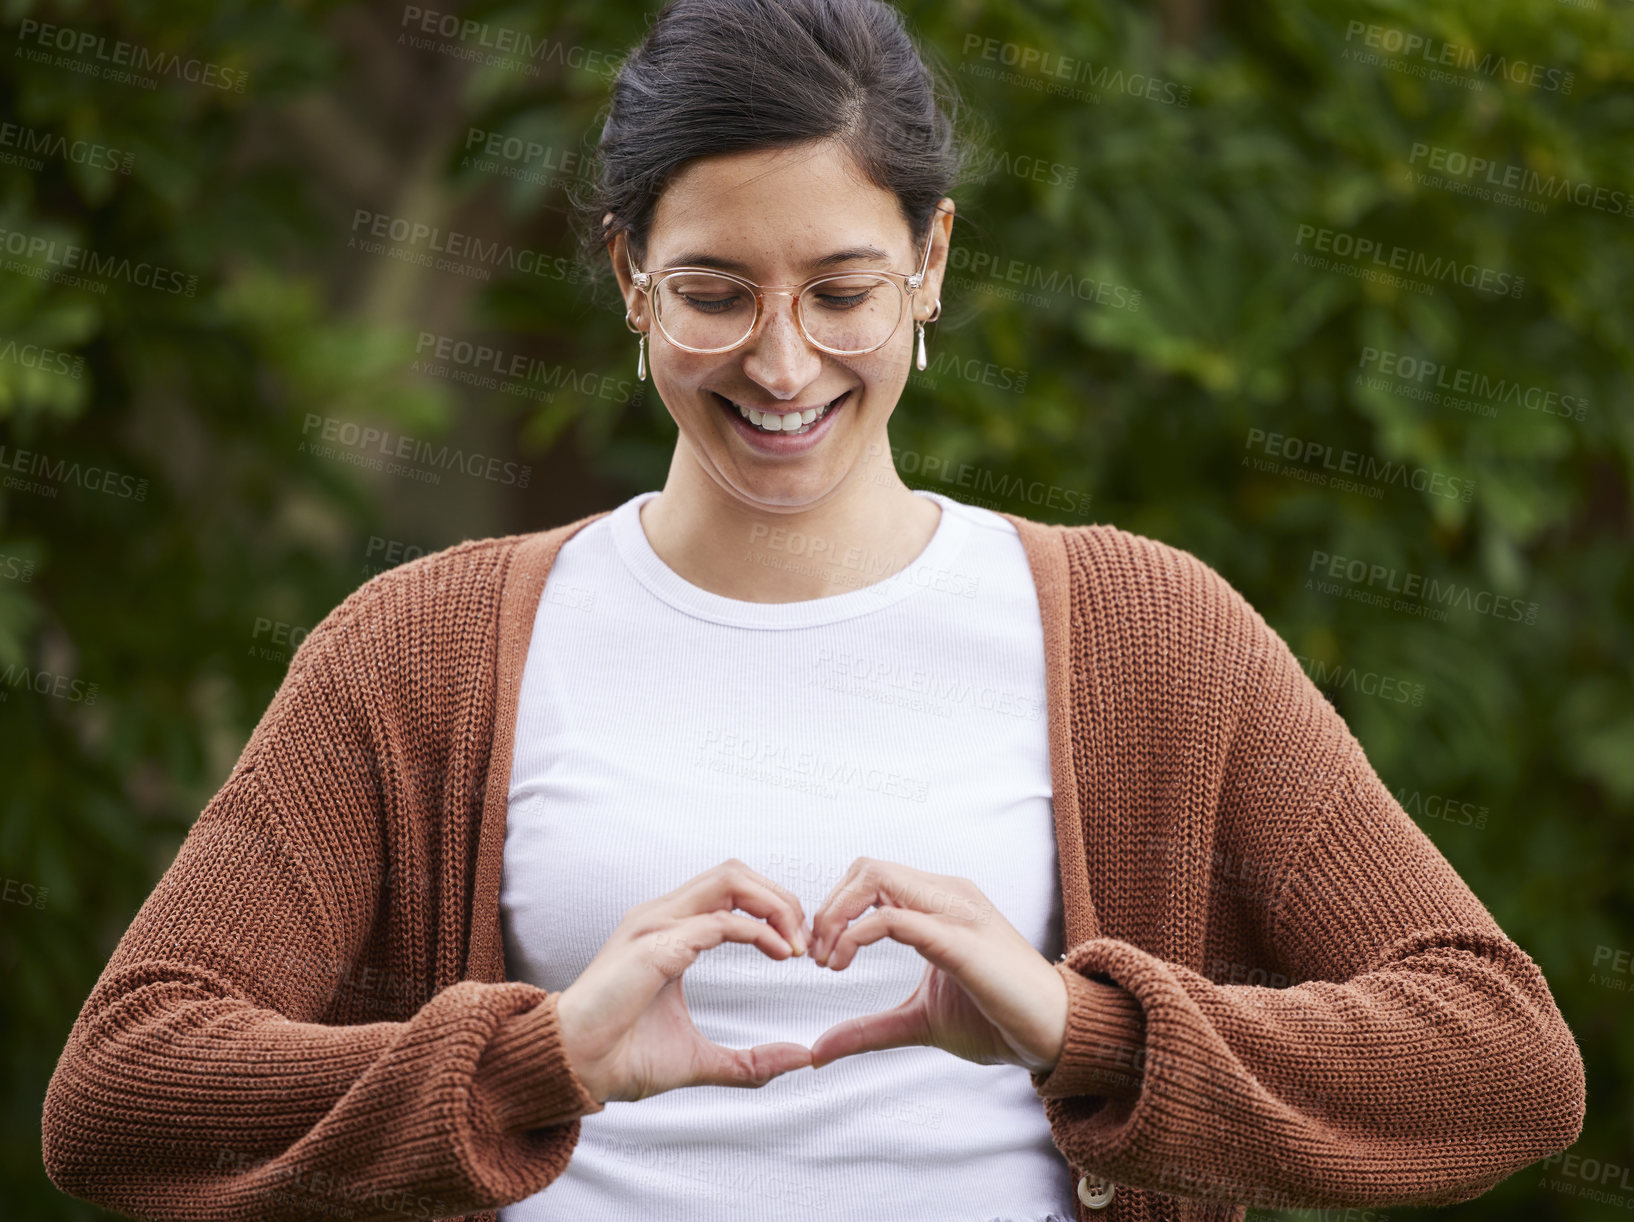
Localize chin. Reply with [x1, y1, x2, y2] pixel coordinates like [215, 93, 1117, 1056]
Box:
[716, 460, 854, 510]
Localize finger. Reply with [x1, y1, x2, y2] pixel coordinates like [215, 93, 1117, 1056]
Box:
[809, 996, 928, 1069]
[644, 911, 797, 981]
[822, 906, 962, 974]
[717, 858, 809, 926]
[810, 857, 883, 959]
[673, 865, 809, 955]
[812, 855, 867, 923]
[825, 911, 1047, 1058]
[690, 1038, 813, 1089]
[812, 858, 939, 961]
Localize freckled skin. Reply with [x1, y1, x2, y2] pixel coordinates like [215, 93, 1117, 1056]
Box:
[606, 138, 955, 605]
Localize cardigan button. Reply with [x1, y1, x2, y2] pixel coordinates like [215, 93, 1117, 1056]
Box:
[1077, 1175, 1116, 1209]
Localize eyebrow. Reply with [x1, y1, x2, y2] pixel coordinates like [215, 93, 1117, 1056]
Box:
[661, 245, 892, 273]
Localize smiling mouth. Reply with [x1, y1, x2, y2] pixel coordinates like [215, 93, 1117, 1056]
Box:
[713, 390, 850, 435]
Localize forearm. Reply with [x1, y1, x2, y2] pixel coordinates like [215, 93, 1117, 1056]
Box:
[43, 978, 602, 1221]
[1030, 930, 1583, 1209]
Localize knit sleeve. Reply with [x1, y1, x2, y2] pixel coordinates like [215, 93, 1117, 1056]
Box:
[1027, 602, 1586, 1209]
[40, 574, 606, 1221]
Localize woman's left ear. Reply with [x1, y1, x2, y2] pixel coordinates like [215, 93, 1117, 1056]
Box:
[920, 197, 956, 319]
[606, 223, 632, 308]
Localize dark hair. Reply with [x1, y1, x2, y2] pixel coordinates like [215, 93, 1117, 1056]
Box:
[569, 0, 976, 296]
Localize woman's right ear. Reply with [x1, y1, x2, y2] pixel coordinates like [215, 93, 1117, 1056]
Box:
[605, 220, 639, 323]
[604, 212, 622, 284]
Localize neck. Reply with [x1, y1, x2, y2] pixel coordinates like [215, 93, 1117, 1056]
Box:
[637, 439, 942, 604]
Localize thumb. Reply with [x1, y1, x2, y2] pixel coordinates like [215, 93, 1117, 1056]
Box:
[809, 998, 929, 1069]
[691, 1038, 814, 1089]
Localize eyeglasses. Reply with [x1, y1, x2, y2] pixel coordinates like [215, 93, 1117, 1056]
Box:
[626, 225, 938, 357]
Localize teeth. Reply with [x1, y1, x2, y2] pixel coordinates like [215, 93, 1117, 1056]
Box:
[734, 395, 840, 435]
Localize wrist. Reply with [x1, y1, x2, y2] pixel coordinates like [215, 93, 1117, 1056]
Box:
[1029, 963, 1148, 1101]
[1016, 959, 1071, 1074]
[556, 987, 608, 1107]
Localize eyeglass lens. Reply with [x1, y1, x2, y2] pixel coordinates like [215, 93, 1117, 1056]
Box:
[651, 273, 904, 354]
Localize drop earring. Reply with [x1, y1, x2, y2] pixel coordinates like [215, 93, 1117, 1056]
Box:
[915, 299, 942, 372]
[625, 310, 647, 381]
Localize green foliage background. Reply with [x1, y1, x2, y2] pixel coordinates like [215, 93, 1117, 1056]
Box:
[1, 0, 1629, 1216]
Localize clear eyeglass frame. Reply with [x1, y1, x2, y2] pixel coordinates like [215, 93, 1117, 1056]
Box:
[624, 223, 938, 357]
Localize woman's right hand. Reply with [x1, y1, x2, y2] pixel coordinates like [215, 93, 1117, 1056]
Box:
[555, 858, 815, 1106]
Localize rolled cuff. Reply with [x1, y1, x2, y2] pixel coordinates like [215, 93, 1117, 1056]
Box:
[1030, 961, 1148, 1101]
[473, 991, 607, 1133]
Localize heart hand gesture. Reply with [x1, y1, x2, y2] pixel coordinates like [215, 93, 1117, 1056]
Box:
[805, 857, 1069, 1074]
[555, 859, 813, 1107]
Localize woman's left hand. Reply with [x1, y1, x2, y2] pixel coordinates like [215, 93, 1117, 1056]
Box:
[804, 857, 1069, 1074]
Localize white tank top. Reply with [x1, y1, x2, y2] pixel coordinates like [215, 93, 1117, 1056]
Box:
[498, 488, 1073, 1222]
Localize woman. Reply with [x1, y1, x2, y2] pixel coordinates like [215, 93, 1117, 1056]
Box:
[41, 1, 1585, 1220]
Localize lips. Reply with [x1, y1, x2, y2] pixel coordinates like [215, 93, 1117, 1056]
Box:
[715, 390, 849, 435]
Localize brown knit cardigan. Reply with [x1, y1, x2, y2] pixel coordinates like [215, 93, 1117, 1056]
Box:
[40, 507, 1586, 1221]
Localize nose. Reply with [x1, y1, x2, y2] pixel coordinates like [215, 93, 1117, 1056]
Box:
[739, 293, 824, 401]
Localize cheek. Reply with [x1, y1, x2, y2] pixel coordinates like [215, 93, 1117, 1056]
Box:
[653, 350, 732, 394]
[835, 346, 906, 388]
[855, 354, 909, 398]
